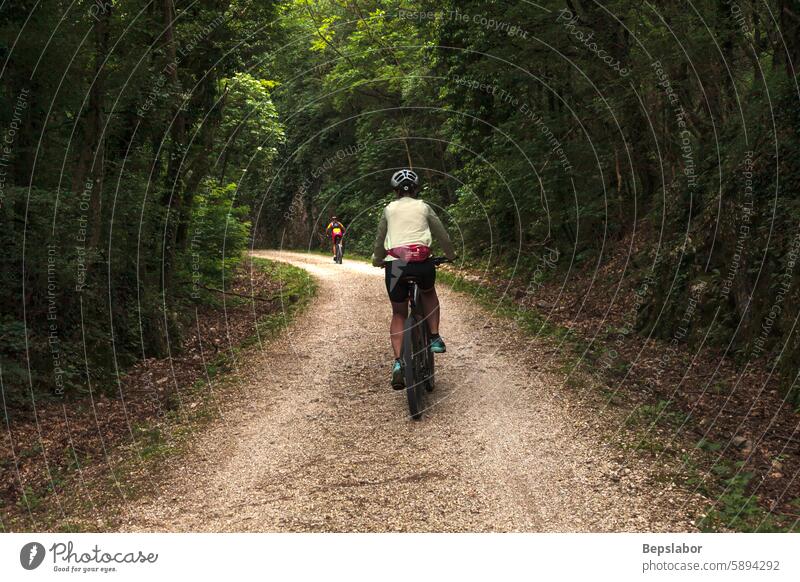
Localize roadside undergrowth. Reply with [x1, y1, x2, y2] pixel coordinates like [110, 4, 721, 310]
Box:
[437, 265, 797, 532]
[0, 256, 316, 532]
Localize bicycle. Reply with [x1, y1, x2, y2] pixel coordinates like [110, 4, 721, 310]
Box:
[389, 256, 450, 420]
[334, 239, 343, 264]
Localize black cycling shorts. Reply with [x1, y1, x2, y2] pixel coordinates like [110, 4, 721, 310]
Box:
[384, 259, 436, 303]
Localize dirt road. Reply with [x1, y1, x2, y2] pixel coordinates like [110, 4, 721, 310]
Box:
[119, 251, 698, 532]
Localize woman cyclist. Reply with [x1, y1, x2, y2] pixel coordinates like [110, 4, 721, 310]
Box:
[371, 169, 456, 389]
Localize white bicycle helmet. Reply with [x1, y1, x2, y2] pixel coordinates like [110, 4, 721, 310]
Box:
[390, 169, 419, 192]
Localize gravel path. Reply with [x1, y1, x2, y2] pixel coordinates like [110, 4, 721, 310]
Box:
[119, 251, 698, 532]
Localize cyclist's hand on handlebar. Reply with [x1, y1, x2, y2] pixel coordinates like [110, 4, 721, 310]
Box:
[433, 255, 457, 265]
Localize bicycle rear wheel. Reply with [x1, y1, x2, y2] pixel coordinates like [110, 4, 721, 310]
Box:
[402, 315, 424, 420]
[415, 318, 435, 393]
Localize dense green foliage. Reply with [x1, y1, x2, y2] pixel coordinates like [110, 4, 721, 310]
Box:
[2, 0, 800, 408]
[0, 1, 284, 407]
[262, 0, 800, 401]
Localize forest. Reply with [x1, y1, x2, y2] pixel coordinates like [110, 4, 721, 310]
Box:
[1, 0, 800, 531]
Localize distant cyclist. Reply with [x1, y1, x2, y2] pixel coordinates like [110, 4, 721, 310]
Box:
[326, 216, 345, 261]
[371, 169, 456, 389]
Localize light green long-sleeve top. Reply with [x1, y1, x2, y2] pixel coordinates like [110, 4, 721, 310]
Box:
[371, 196, 456, 265]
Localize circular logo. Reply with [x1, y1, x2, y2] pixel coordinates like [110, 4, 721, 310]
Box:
[20, 542, 46, 570]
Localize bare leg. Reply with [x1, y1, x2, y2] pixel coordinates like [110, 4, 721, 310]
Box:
[390, 301, 408, 358]
[421, 286, 440, 335]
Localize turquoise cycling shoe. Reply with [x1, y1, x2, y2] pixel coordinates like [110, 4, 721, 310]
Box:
[430, 336, 446, 353]
[391, 359, 404, 390]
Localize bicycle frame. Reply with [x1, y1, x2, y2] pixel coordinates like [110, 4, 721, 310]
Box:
[387, 256, 451, 420]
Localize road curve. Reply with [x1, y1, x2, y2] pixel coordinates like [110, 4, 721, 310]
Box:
[119, 250, 697, 532]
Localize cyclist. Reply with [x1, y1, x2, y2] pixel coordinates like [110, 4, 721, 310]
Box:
[326, 216, 345, 261]
[371, 169, 456, 389]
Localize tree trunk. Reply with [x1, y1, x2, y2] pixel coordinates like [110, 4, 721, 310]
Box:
[71, 3, 111, 251]
[176, 75, 222, 252]
[776, 0, 800, 77]
[161, 0, 186, 288]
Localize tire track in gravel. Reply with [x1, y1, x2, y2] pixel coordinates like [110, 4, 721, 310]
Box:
[119, 250, 698, 532]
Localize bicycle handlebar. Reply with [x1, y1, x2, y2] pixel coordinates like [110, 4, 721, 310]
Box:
[380, 256, 456, 268]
